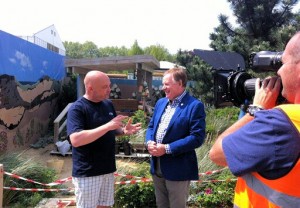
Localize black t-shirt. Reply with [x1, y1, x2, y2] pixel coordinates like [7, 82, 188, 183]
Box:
[67, 97, 117, 177]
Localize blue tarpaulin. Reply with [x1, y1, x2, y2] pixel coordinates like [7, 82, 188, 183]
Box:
[0, 30, 65, 82]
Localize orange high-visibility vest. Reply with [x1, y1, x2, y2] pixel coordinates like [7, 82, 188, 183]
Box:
[234, 104, 300, 208]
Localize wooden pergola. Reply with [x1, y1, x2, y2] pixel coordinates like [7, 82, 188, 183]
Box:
[65, 55, 160, 98]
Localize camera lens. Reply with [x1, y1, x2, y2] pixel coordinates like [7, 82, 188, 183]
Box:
[228, 73, 284, 106]
[228, 72, 252, 106]
[244, 77, 285, 104]
[252, 51, 283, 71]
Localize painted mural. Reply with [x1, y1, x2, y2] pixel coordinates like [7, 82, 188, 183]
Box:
[0, 30, 65, 153]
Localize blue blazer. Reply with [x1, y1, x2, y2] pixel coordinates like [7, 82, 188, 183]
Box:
[146, 93, 206, 181]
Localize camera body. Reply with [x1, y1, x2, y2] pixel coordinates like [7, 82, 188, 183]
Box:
[213, 51, 283, 107]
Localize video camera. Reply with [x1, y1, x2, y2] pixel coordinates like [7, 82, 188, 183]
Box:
[216, 51, 283, 107]
[192, 49, 283, 107]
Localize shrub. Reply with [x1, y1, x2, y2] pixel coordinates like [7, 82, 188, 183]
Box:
[131, 110, 148, 129]
[57, 73, 77, 113]
[0, 152, 60, 207]
[188, 168, 236, 207]
[114, 162, 156, 208]
[205, 106, 239, 143]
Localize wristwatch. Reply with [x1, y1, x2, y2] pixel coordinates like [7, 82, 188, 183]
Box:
[247, 105, 264, 116]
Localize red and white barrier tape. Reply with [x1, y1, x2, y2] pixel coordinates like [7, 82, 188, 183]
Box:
[4, 178, 236, 192]
[114, 167, 228, 179]
[115, 178, 152, 185]
[192, 178, 237, 183]
[3, 187, 74, 192]
[114, 172, 144, 179]
[57, 200, 76, 208]
[199, 167, 228, 176]
[4, 167, 230, 192]
[4, 171, 72, 186]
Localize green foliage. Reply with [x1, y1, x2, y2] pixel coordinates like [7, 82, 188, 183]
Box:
[128, 40, 144, 56]
[64, 39, 175, 63]
[205, 106, 239, 143]
[188, 176, 235, 208]
[114, 162, 156, 208]
[116, 135, 130, 143]
[186, 107, 239, 207]
[10, 193, 43, 208]
[58, 73, 77, 112]
[64, 41, 85, 58]
[115, 182, 156, 208]
[176, 49, 194, 66]
[189, 106, 239, 207]
[206, 106, 239, 121]
[131, 110, 148, 129]
[227, 0, 297, 40]
[188, 57, 214, 104]
[0, 152, 59, 207]
[99, 46, 129, 57]
[176, 51, 215, 105]
[81, 41, 99, 58]
[144, 44, 175, 62]
[209, 0, 300, 66]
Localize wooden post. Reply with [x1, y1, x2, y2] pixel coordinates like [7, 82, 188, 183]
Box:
[0, 164, 3, 208]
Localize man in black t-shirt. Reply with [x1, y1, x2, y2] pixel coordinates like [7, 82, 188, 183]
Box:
[67, 71, 141, 208]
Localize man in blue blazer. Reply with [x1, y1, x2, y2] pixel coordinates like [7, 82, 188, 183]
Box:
[146, 67, 206, 208]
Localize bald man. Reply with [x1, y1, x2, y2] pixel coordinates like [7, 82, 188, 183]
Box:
[67, 71, 141, 208]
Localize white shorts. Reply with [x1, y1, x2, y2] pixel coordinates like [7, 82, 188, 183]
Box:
[72, 173, 115, 208]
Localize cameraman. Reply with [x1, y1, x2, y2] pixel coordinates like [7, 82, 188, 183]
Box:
[209, 32, 300, 207]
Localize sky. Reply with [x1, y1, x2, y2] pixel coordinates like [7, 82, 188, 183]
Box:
[1, 0, 300, 54]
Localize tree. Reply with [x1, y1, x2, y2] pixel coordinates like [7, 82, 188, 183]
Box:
[210, 0, 300, 66]
[64, 41, 84, 58]
[176, 50, 214, 104]
[176, 49, 195, 67]
[81, 41, 99, 58]
[98, 46, 129, 57]
[64, 39, 175, 61]
[128, 40, 144, 55]
[64, 41, 130, 58]
[144, 44, 175, 62]
[229, 0, 297, 40]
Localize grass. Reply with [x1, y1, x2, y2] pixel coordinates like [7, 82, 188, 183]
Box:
[0, 152, 62, 207]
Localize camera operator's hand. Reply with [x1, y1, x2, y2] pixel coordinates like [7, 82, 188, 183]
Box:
[253, 76, 282, 109]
